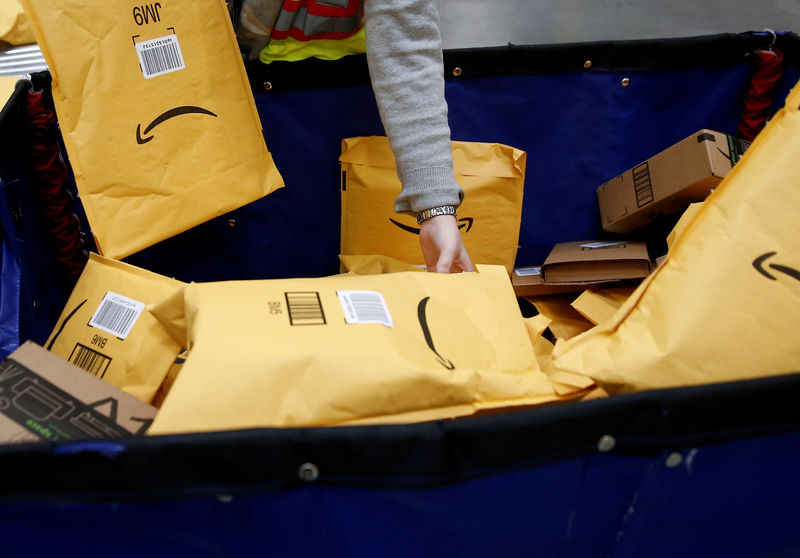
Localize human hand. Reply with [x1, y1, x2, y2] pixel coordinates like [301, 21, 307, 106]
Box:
[419, 215, 475, 273]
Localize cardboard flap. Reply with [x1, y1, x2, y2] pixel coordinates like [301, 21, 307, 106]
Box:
[543, 241, 650, 266]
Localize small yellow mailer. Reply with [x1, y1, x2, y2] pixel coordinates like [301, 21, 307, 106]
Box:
[21, 0, 284, 258]
[148, 265, 590, 434]
[46, 253, 183, 404]
[551, 79, 800, 394]
[340, 137, 526, 273]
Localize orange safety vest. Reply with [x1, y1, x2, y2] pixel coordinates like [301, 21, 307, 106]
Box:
[260, 0, 366, 63]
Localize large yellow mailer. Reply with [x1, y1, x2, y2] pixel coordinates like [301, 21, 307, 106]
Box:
[147, 265, 591, 434]
[1, 0, 34, 45]
[21, 0, 283, 259]
[46, 253, 183, 404]
[550, 79, 800, 394]
[340, 137, 526, 273]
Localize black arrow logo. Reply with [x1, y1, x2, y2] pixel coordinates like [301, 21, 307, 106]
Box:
[417, 297, 455, 370]
[753, 252, 800, 282]
[389, 217, 474, 235]
[136, 106, 218, 144]
[47, 299, 87, 350]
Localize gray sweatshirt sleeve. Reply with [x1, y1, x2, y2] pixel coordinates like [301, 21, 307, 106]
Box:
[363, 0, 464, 215]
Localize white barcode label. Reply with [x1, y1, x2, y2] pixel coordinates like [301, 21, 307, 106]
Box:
[135, 34, 186, 79]
[88, 292, 145, 340]
[514, 266, 541, 277]
[337, 291, 394, 328]
[580, 241, 626, 249]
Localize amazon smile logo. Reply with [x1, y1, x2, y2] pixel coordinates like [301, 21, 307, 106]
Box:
[753, 252, 800, 283]
[389, 217, 474, 235]
[417, 297, 455, 370]
[136, 106, 218, 144]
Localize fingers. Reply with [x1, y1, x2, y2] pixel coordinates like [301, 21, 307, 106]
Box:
[419, 214, 476, 274]
[455, 248, 475, 273]
[432, 250, 455, 273]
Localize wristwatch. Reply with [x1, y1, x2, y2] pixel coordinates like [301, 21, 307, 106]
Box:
[417, 205, 457, 225]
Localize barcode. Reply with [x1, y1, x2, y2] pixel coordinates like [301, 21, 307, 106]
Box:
[633, 161, 654, 208]
[580, 241, 627, 251]
[88, 292, 145, 339]
[337, 291, 394, 328]
[285, 292, 327, 326]
[514, 266, 541, 277]
[69, 344, 112, 379]
[135, 34, 186, 79]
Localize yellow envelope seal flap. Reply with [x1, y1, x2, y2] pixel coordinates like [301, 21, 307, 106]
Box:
[46, 253, 184, 404]
[21, 0, 284, 259]
[339, 254, 425, 275]
[340, 136, 527, 178]
[340, 136, 526, 272]
[551, 78, 800, 394]
[525, 294, 594, 341]
[570, 286, 637, 326]
[148, 265, 584, 434]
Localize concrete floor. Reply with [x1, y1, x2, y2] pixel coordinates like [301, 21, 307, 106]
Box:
[439, 0, 800, 48]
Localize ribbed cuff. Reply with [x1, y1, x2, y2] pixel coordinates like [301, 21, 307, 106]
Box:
[394, 166, 465, 215]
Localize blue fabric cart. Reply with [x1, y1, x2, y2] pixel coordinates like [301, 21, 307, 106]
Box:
[0, 30, 798, 557]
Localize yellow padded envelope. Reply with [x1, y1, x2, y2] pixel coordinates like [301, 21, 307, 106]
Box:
[46, 253, 183, 404]
[21, 0, 283, 258]
[551, 79, 800, 394]
[148, 266, 589, 434]
[340, 137, 526, 273]
[1, 0, 34, 45]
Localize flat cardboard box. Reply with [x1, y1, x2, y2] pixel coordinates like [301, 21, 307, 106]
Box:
[0, 342, 157, 444]
[597, 129, 749, 233]
[541, 240, 651, 283]
[512, 266, 611, 297]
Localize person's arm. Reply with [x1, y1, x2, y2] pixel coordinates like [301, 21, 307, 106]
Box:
[363, 0, 474, 273]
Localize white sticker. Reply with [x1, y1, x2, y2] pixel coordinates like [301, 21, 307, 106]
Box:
[135, 34, 186, 79]
[88, 292, 145, 340]
[337, 291, 393, 328]
[580, 241, 627, 249]
[514, 266, 542, 277]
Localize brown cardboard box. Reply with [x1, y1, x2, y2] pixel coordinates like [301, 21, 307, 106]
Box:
[512, 266, 610, 297]
[541, 240, 651, 283]
[0, 342, 157, 444]
[597, 129, 749, 233]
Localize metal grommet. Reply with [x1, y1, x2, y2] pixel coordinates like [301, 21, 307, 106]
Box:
[32, 301, 38, 311]
[263, 81, 273, 92]
[621, 77, 631, 87]
[665, 452, 683, 468]
[584, 60, 592, 69]
[597, 434, 616, 453]
[217, 494, 233, 503]
[298, 462, 320, 483]
[227, 219, 237, 228]
[452, 67, 462, 77]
